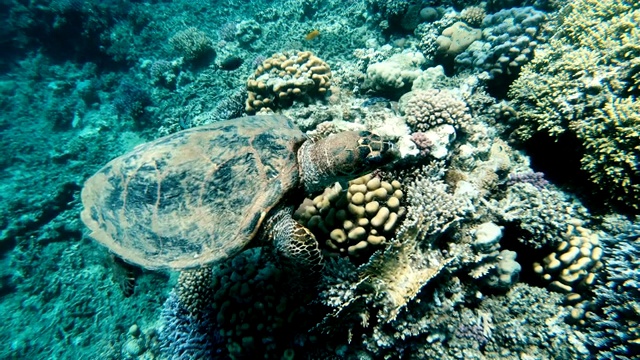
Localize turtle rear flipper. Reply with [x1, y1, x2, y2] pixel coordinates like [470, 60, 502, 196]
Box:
[265, 208, 324, 273]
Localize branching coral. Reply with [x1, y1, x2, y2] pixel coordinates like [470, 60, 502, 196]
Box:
[399, 88, 472, 132]
[482, 183, 588, 248]
[508, 0, 640, 209]
[586, 219, 640, 359]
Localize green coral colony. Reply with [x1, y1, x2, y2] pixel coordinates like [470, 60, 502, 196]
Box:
[0, 0, 638, 359]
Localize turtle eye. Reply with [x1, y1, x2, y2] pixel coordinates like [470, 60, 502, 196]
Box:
[357, 131, 374, 146]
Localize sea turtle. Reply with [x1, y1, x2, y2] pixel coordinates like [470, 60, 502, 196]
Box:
[80, 115, 398, 271]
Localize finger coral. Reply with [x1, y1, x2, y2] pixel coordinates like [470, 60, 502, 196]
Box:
[296, 173, 405, 260]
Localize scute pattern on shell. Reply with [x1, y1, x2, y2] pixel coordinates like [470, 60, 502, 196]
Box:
[81, 115, 306, 270]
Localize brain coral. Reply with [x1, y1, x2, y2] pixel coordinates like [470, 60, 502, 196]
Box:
[508, 0, 640, 209]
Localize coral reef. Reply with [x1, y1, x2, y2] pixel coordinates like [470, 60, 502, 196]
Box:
[159, 249, 317, 358]
[508, 0, 640, 209]
[363, 51, 427, 94]
[169, 27, 215, 62]
[482, 182, 588, 249]
[245, 51, 331, 113]
[506, 171, 549, 190]
[159, 292, 219, 360]
[176, 266, 215, 315]
[0, 0, 635, 359]
[460, 6, 486, 27]
[436, 22, 482, 58]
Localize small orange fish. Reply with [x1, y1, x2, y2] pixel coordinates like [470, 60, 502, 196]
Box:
[305, 29, 320, 41]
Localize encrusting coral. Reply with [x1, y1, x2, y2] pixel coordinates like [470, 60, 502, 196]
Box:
[245, 51, 331, 113]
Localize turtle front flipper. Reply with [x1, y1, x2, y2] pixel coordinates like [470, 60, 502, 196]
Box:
[263, 208, 324, 273]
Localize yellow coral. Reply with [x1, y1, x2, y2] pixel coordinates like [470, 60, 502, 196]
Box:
[508, 1, 640, 208]
[533, 220, 603, 304]
[245, 51, 331, 113]
[296, 173, 405, 259]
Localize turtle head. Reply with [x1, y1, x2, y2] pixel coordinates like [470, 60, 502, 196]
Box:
[299, 130, 399, 194]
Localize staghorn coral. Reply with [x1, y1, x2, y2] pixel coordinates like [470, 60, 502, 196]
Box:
[245, 51, 331, 113]
[574, 97, 640, 208]
[508, 0, 640, 209]
[296, 173, 405, 260]
[399, 88, 472, 132]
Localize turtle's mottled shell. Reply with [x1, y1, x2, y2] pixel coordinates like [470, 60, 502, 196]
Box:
[81, 115, 305, 270]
